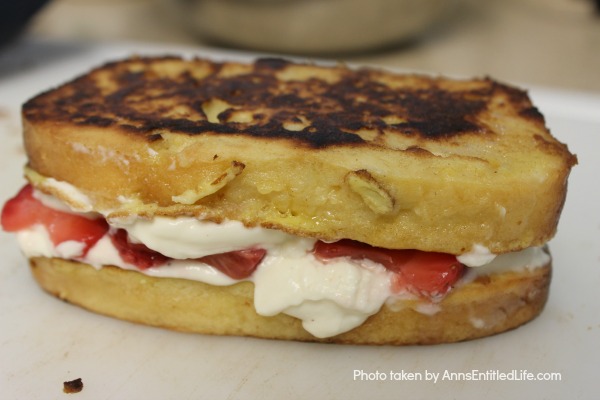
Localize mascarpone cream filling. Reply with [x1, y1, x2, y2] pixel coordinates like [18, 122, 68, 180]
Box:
[18, 186, 550, 338]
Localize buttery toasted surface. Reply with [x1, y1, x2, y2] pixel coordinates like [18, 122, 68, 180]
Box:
[22, 56, 576, 254]
[30, 257, 551, 345]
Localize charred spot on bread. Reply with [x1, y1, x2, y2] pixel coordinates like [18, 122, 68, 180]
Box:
[22, 56, 540, 149]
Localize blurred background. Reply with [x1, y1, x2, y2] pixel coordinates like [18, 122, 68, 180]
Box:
[1, 0, 599, 91]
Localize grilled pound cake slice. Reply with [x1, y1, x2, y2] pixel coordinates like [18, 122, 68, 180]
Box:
[29, 256, 551, 345]
[22, 56, 576, 255]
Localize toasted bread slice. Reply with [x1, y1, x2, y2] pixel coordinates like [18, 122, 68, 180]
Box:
[22, 56, 576, 255]
[30, 256, 551, 345]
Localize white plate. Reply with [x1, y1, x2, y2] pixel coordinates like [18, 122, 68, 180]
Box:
[1, 40, 599, 400]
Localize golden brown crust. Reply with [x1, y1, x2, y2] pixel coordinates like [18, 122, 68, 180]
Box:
[29, 256, 551, 345]
[21, 57, 513, 145]
[22, 57, 577, 254]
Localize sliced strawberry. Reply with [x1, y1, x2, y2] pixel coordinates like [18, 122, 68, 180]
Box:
[314, 239, 414, 272]
[199, 248, 267, 279]
[109, 227, 266, 277]
[1, 184, 42, 231]
[2, 184, 108, 255]
[392, 251, 464, 298]
[110, 229, 169, 269]
[313, 239, 464, 299]
[4, 186, 264, 278]
[46, 213, 108, 252]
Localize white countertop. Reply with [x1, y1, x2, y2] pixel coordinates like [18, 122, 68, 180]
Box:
[1, 2, 599, 399]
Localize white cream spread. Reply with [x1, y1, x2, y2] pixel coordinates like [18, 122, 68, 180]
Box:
[252, 245, 392, 337]
[86, 235, 239, 286]
[38, 177, 94, 212]
[457, 243, 497, 267]
[14, 184, 551, 338]
[113, 216, 297, 259]
[462, 246, 550, 281]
